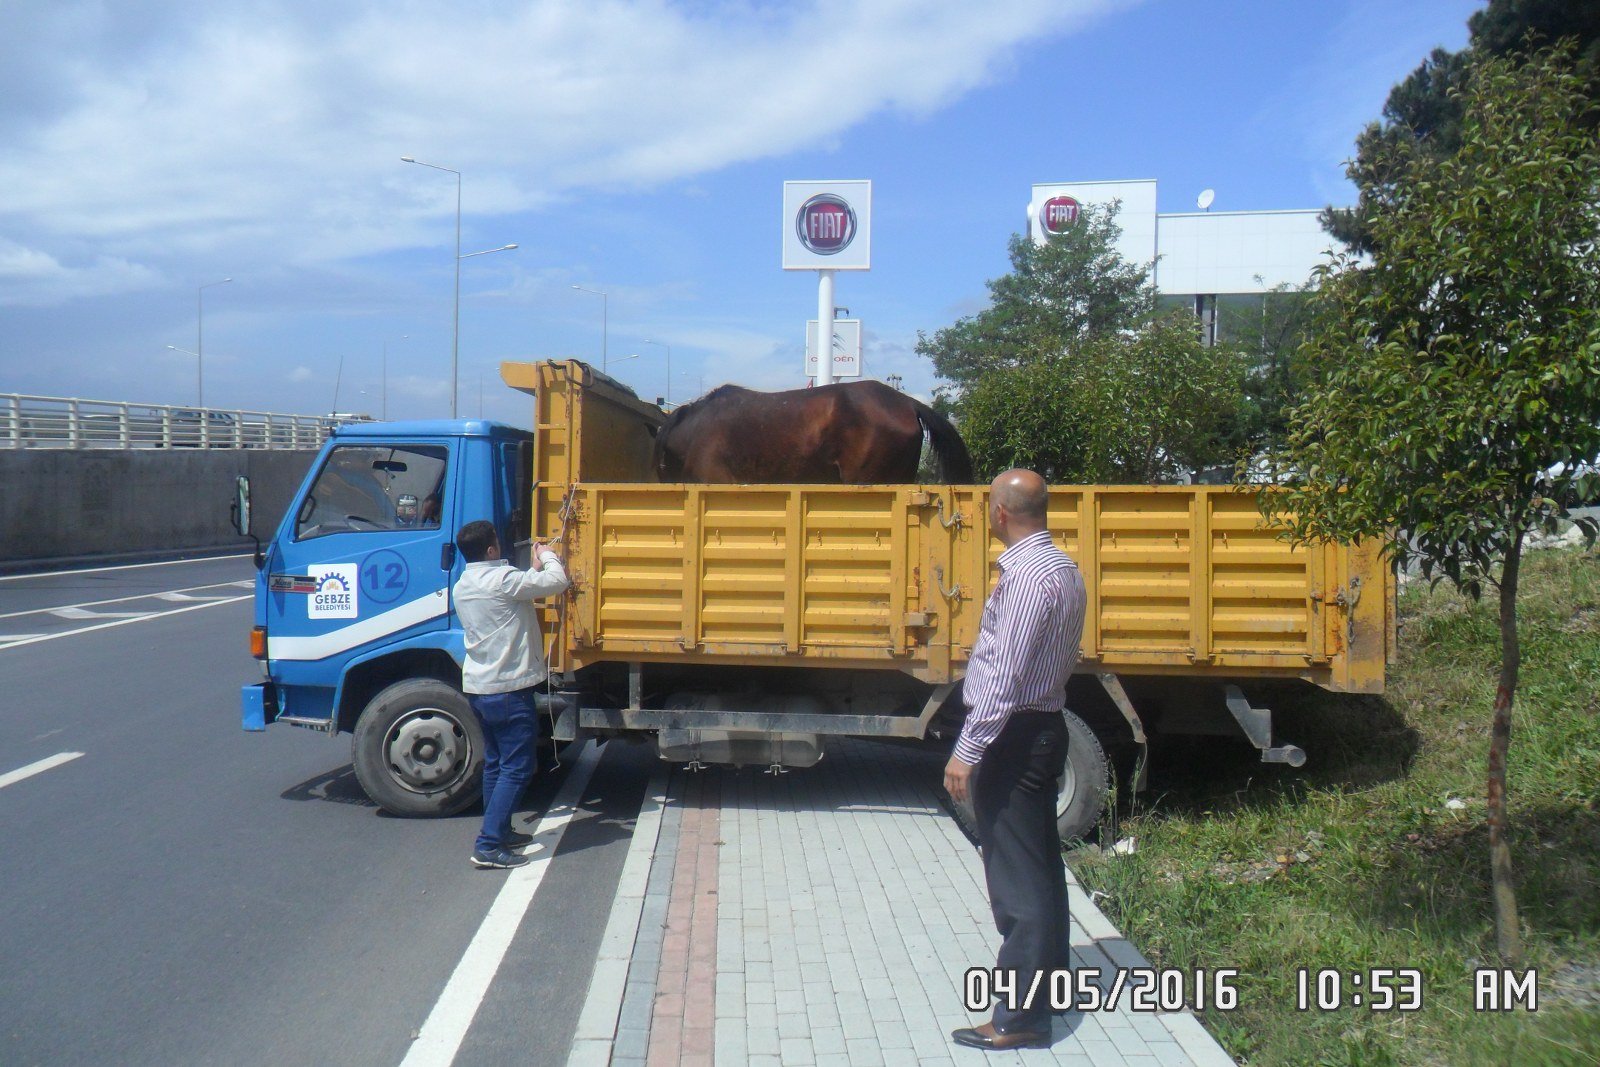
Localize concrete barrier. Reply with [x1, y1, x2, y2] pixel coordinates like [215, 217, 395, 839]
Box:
[0, 449, 320, 565]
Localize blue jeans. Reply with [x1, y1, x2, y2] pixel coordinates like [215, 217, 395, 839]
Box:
[468, 688, 538, 854]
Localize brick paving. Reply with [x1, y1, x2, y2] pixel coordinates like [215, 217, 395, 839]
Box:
[568, 738, 1235, 1067]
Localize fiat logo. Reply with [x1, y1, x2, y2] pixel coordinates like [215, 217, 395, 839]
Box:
[1040, 195, 1080, 235]
[797, 194, 857, 255]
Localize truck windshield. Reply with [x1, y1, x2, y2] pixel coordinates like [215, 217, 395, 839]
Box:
[295, 444, 448, 540]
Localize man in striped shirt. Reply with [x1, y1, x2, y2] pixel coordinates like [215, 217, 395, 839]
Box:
[947, 468, 1087, 1052]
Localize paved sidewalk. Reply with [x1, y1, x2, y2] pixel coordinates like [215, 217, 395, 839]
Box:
[568, 738, 1234, 1067]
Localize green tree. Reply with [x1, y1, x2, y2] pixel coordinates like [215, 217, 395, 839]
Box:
[1220, 283, 1318, 456]
[962, 316, 1245, 483]
[916, 202, 1154, 389]
[1324, 0, 1600, 253]
[1266, 48, 1600, 963]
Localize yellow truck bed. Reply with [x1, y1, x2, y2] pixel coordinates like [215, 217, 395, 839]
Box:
[504, 360, 1394, 697]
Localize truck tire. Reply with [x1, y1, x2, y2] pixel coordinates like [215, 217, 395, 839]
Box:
[1054, 710, 1111, 845]
[946, 709, 1111, 848]
[352, 679, 483, 817]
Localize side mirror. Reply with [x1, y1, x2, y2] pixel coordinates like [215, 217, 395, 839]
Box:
[231, 476, 252, 536]
[232, 475, 266, 570]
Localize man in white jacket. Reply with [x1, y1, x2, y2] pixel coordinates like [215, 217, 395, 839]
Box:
[452, 519, 569, 869]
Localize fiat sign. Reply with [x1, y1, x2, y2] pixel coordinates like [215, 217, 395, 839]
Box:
[1041, 195, 1080, 235]
[797, 194, 856, 255]
[783, 180, 871, 270]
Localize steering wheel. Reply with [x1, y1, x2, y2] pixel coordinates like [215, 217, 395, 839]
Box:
[345, 515, 384, 530]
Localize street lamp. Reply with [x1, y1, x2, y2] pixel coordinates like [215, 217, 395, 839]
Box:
[643, 339, 672, 405]
[571, 285, 608, 370]
[197, 278, 231, 408]
[401, 155, 476, 417]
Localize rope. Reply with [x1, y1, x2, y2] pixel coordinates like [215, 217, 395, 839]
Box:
[540, 482, 581, 768]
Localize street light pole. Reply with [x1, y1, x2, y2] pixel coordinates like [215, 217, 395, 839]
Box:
[643, 339, 672, 405]
[571, 285, 608, 370]
[197, 278, 231, 408]
[402, 156, 463, 416]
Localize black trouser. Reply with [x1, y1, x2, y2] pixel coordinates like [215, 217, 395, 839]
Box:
[974, 711, 1070, 1034]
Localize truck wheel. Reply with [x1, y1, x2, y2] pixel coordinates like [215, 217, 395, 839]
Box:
[1055, 710, 1110, 845]
[352, 679, 482, 817]
[945, 710, 1111, 848]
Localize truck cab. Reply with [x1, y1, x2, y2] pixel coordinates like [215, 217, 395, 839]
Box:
[240, 419, 535, 815]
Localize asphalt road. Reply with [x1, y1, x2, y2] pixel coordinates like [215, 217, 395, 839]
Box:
[0, 556, 651, 1067]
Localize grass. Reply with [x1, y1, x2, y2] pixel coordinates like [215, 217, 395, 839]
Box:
[1071, 546, 1600, 1066]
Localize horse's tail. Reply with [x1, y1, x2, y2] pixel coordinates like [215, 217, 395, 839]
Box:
[912, 399, 974, 484]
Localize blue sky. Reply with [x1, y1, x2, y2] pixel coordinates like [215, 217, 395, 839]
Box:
[0, 0, 1479, 425]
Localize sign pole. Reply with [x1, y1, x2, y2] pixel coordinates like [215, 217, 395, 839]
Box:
[816, 269, 835, 385]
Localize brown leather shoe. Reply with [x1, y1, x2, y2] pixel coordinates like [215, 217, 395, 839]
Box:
[950, 1021, 1052, 1050]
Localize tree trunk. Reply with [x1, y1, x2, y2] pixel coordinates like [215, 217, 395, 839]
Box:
[1487, 536, 1524, 965]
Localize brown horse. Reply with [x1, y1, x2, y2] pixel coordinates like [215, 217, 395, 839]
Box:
[653, 379, 973, 484]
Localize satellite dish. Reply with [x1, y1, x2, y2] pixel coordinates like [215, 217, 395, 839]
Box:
[1197, 188, 1215, 211]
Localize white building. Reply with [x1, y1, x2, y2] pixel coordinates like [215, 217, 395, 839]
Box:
[1028, 179, 1337, 343]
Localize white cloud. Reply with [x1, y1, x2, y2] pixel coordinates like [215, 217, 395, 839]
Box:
[0, 237, 163, 307]
[0, 0, 1115, 295]
[289, 366, 314, 383]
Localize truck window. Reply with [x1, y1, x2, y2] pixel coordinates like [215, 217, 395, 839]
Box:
[295, 444, 449, 540]
[501, 441, 535, 545]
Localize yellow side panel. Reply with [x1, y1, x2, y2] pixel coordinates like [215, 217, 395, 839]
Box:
[1207, 492, 1314, 658]
[700, 490, 789, 645]
[800, 490, 899, 648]
[505, 360, 1395, 692]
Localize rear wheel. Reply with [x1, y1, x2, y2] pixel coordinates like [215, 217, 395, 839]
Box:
[946, 709, 1111, 848]
[352, 679, 482, 816]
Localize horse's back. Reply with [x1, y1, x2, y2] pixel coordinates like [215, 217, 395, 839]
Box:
[656, 378, 952, 484]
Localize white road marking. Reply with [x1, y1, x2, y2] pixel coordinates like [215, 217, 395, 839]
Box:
[0, 752, 85, 790]
[0, 596, 251, 651]
[400, 741, 604, 1067]
[0, 634, 48, 646]
[0, 580, 251, 620]
[0, 553, 251, 582]
[50, 607, 155, 620]
[155, 592, 234, 603]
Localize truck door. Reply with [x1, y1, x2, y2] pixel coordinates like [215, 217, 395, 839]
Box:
[268, 440, 458, 675]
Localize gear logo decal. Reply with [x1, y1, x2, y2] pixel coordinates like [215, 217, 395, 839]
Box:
[308, 564, 359, 619]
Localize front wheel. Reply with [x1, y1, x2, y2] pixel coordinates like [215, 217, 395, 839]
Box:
[352, 679, 482, 816]
[947, 709, 1111, 848]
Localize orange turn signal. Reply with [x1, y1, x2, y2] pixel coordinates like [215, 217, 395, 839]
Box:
[250, 626, 267, 659]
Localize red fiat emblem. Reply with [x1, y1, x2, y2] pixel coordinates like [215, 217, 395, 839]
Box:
[797, 194, 857, 255]
[1040, 195, 1080, 235]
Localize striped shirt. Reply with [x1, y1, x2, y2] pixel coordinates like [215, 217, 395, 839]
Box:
[954, 529, 1087, 766]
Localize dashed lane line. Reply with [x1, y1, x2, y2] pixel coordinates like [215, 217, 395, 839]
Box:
[0, 596, 251, 652]
[0, 580, 253, 620]
[399, 740, 604, 1067]
[50, 607, 155, 620]
[0, 752, 85, 790]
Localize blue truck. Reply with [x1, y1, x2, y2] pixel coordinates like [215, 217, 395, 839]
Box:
[237, 359, 1392, 838]
[237, 414, 545, 815]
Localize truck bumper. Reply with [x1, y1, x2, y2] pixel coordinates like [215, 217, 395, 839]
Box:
[241, 682, 279, 732]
